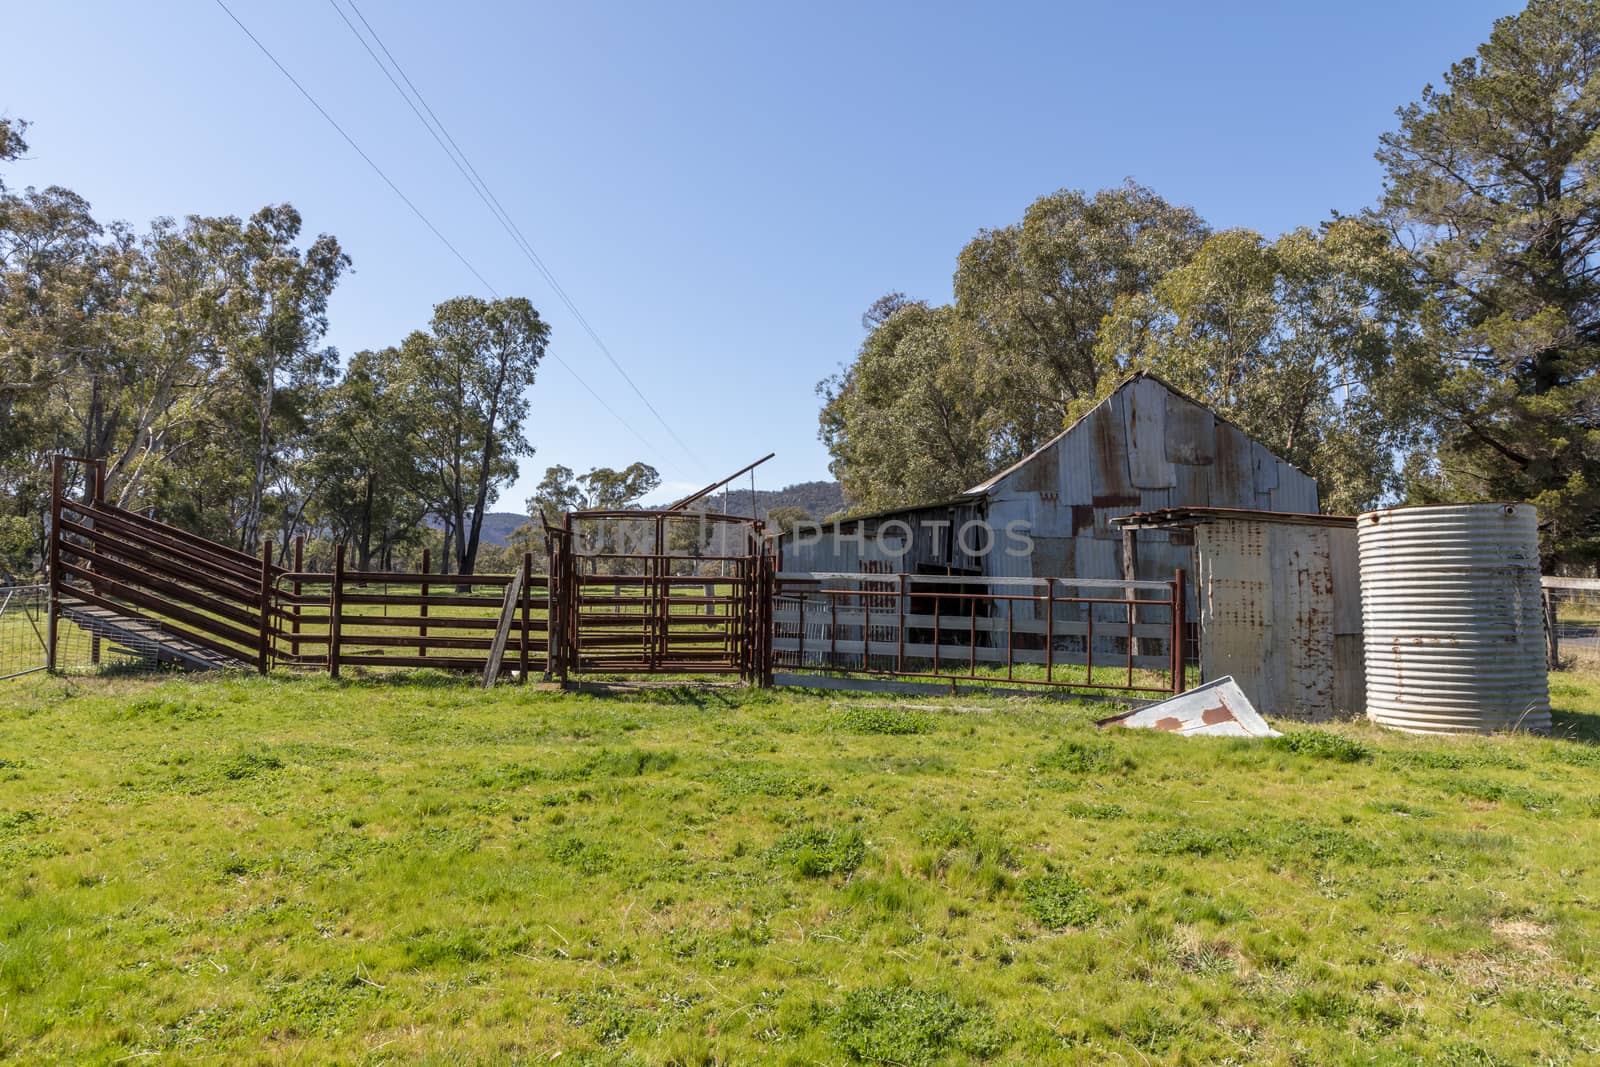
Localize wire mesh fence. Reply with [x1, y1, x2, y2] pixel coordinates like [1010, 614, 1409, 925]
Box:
[1544, 577, 1600, 665]
[0, 584, 49, 680]
[1, 583, 176, 679]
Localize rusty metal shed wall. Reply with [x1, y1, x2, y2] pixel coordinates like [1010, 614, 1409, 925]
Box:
[981, 375, 1318, 614]
[1191, 517, 1360, 721]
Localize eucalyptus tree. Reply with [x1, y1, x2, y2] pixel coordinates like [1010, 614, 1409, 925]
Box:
[953, 181, 1210, 454]
[818, 301, 992, 511]
[395, 296, 548, 576]
[302, 350, 426, 569]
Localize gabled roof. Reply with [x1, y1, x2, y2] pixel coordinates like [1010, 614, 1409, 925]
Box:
[964, 371, 1313, 495]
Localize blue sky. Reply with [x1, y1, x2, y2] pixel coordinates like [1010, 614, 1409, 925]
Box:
[7, 0, 1515, 508]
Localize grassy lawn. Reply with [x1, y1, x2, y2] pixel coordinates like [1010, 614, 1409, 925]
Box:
[1, 671, 1598, 1064]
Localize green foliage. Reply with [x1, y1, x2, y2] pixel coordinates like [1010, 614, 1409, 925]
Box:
[396, 295, 549, 574]
[1269, 729, 1372, 763]
[818, 302, 992, 509]
[0, 513, 36, 578]
[829, 985, 1003, 1065]
[1100, 219, 1434, 512]
[1021, 871, 1100, 929]
[828, 704, 935, 735]
[531, 461, 661, 522]
[1378, 0, 1600, 563]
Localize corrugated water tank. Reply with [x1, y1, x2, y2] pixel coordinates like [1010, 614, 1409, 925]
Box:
[1357, 502, 1549, 734]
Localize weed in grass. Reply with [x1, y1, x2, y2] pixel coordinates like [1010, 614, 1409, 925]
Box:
[1036, 737, 1135, 775]
[1164, 888, 1252, 926]
[701, 763, 828, 799]
[218, 747, 285, 781]
[259, 971, 384, 1038]
[918, 814, 977, 849]
[827, 704, 936, 735]
[829, 985, 1004, 1065]
[1284, 985, 1357, 1022]
[403, 927, 490, 966]
[1021, 871, 1100, 929]
[1441, 776, 1562, 811]
[1138, 825, 1241, 857]
[549, 834, 617, 874]
[113, 696, 218, 722]
[563, 747, 679, 779]
[1063, 800, 1127, 819]
[1269, 730, 1371, 762]
[1366, 798, 1437, 818]
[1114, 1003, 1187, 1053]
[843, 873, 924, 920]
[1387, 747, 1526, 770]
[769, 825, 867, 878]
[916, 817, 1017, 898]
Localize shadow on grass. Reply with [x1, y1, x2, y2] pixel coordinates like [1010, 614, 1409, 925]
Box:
[1550, 707, 1600, 744]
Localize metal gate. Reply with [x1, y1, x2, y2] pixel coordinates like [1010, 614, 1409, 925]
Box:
[546, 510, 773, 683]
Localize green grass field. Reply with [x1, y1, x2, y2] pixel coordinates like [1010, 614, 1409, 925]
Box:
[2, 670, 1599, 1064]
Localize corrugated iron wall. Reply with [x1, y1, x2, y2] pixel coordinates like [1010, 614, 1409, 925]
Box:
[983, 377, 1319, 599]
[1192, 517, 1362, 721]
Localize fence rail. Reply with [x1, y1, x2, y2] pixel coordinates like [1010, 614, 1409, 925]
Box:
[273, 544, 548, 680]
[38, 463, 1185, 695]
[772, 569, 1188, 696]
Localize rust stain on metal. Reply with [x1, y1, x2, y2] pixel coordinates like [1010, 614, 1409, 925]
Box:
[1096, 676, 1279, 737]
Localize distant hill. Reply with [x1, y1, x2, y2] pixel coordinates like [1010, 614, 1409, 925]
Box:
[695, 479, 846, 523]
[471, 480, 846, 546]
[478, 511, 529, 547]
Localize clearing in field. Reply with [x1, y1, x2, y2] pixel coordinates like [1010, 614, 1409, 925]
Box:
[1, 671, 1599, 1064]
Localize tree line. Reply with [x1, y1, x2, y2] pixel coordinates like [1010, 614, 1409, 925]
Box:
[820, 0, 1600, 568]
[0, 114, 572, 579]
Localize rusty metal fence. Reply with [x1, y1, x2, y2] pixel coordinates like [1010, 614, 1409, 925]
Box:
[545, 510, 774, 683]
[771, 570, 1188, 696]
[40, 460, 1185, 697]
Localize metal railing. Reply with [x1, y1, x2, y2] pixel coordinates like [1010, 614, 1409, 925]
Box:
[772, 570, 1188, 696]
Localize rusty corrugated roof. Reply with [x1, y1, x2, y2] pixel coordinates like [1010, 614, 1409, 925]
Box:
[1112, 506, 1356, 530]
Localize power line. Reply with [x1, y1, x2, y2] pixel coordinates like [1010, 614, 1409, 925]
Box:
[330, 0, 710, 475]
[209, 0, 679, 472]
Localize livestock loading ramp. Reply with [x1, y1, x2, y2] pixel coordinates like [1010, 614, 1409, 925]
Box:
[47, 456, 270, 675]
[56, 597, 250, 672]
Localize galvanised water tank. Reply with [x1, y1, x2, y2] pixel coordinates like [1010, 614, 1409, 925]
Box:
[1357, 503, 1550, 734]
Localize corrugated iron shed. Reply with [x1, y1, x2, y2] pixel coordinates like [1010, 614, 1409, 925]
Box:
[783, 374, 1320, 602]
[1113, 507, 1363, 722]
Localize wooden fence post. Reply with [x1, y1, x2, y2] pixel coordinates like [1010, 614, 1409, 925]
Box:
[1171, 568, 1188, 694]
[328, 543, 345, 680]
[46, 455, 62, 672]
[291, 536, 304, 661]
[520, 551, 532, 683]
[257, 540, 273, 675]
[1544, 588, 1560, 669]
[418, 548, 430, 659]
[544, 535, 559, 682]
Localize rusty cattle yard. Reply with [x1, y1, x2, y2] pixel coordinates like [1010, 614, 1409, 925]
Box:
[39, 456, 1191, 701]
